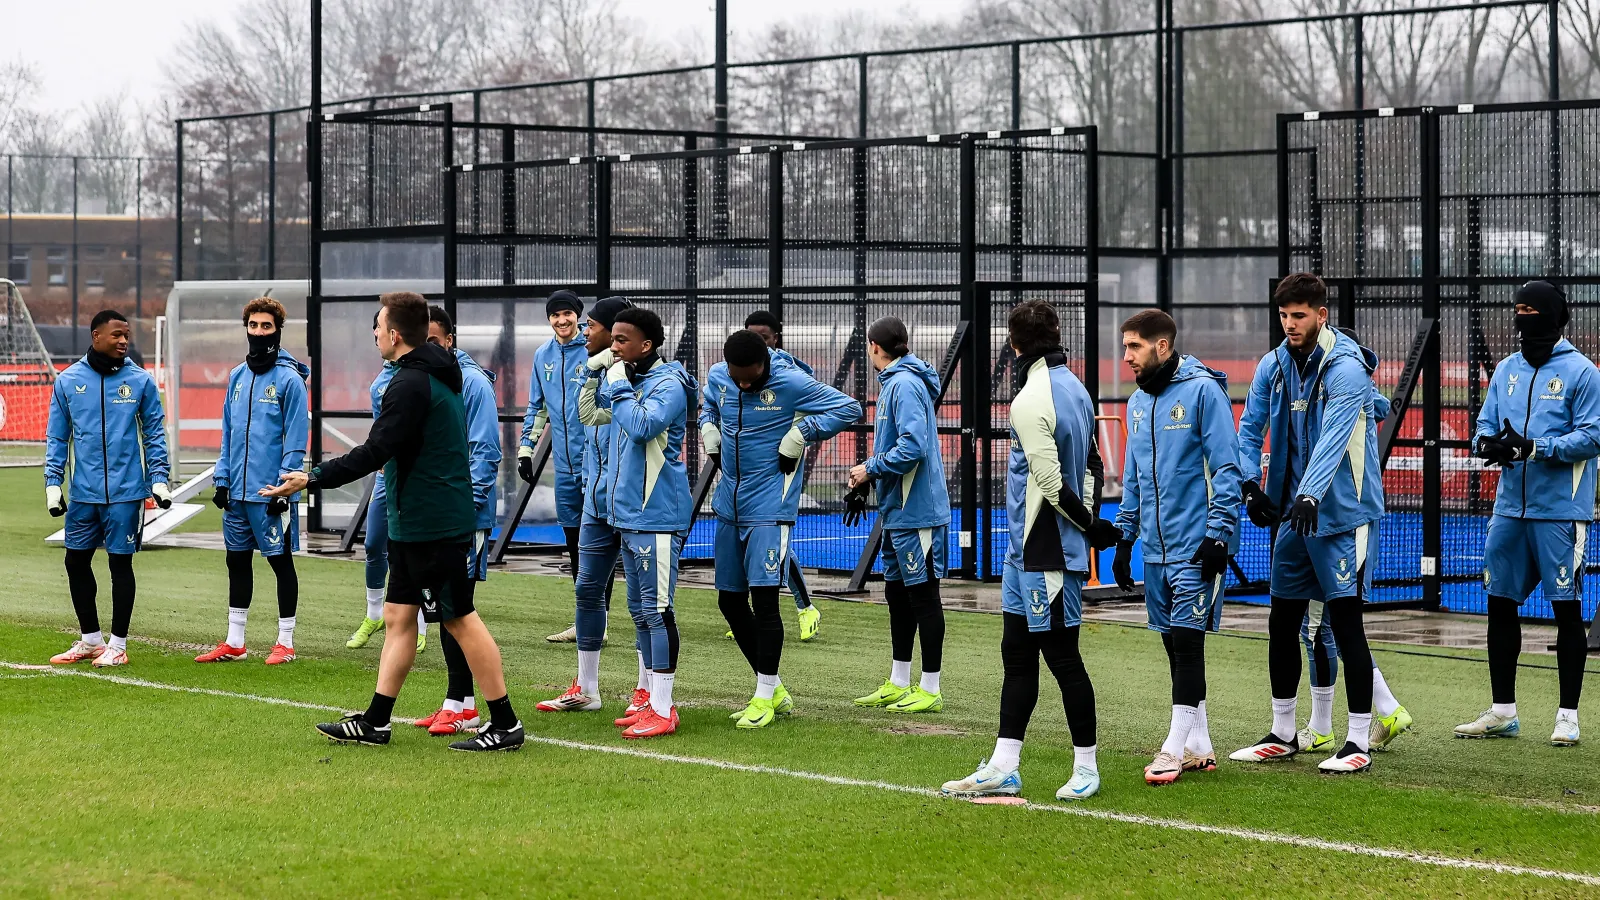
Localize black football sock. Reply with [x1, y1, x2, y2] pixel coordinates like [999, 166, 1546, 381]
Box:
[719, 590, 758, 672]
[64, 548, 100, 634]
[1554, 600, 1586, 710]
[563, 526, 581, 581]
[1268, 596, 1310, 700]
[441, 627, 474, 703]
[1326, 597, 1372, 715]
[908, 578, 946, 676]
[884, 579, 916, 665]
[485, 694, 518, 730]
[226, 549, 254, 610]
[107, 553, 136, 639]
[751, 586, 784, 677]
[1042, 624, 1097, 748]
[1170, 625, 1206, 707]
[997, 612, 1039, 741]
[266, 551, 298, 619]
[365, 692, 397, 728]
[1487, 596, 1521, 705]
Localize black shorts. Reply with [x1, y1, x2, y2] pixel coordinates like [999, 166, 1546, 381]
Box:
[386, 538, 476, 623]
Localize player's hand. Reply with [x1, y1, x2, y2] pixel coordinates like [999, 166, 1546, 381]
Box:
[1112, 539, 1136, 592]
[1191, 536, 1229, 582]
[841, 482, 871, 527]
[265, 496, 291, 517]
[46, 485, 66, 518]
[261, 471, 309, 498]
[1288, 495, 1318, 536]
[212, 486, 231, 510]
[1241, 481, 1280, 528]
[1086, 517, 1121, 552]
[848, 464, 869, 488]
[517, 444, 535, 483]
[1499, 418, 1536, 462]
[586, 348, 614, 372]
[778, 425, 805, 474]
[700, 422, 722, 469]
[151, 482, 172, 510]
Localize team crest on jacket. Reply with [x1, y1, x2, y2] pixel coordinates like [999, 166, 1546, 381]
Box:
[1169, 402, 1186, 423]
[117, 384, 132, 399]
[760, 389, 777, 405]
[264, 384, 277, 400]
[1546, 376, 1564, 397]
[544, 363, 554, 381]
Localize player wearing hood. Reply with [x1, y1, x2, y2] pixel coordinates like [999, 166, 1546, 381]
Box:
[195, 297, 310, 666]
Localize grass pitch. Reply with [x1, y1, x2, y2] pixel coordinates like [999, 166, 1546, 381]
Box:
[2, 468, 1599, 897]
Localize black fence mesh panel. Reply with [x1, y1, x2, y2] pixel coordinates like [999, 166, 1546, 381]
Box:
[320, 106, 453, 233]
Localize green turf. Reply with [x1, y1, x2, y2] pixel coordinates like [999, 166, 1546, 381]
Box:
[2, 467, 1598, 897]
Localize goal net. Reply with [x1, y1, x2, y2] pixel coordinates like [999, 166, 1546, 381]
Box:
[0, 279, 57, 467]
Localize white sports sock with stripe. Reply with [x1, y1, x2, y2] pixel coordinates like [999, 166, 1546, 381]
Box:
[1073, 744, 1098, 772]
[1371, 664, 1400, 718]
[364, 588, 384, 621]
[226, 608, 248, 647]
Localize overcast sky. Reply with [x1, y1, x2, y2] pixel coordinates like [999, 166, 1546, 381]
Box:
[14, 0, 969, 113]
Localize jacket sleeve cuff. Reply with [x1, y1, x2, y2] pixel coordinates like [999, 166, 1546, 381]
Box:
[1205, 525, 1232, 543]
[1533, 438, 1549, 461]
[863, 456, 881, 476]
[45, 475, 63, 487]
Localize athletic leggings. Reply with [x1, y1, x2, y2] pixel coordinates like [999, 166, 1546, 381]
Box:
[64, 549, 135, 639]
[1488, 596, 1586, 710]
[225, 549, 298, 618]
[1269, 596, 1371, 715]
[720, 586, 783, 677]
[1160, 627, 1206, 708]
[885, 577, 945, 674]
[997, 611, 1096, 748]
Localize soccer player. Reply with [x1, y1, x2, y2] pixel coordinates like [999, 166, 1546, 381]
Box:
[412, 306, 503, 735]
[1109, 309, 1241, 784]
[1456, 281, 1600, 746]
[1230, 273, 1385, 773]
[195, 298, 309, 666]
[537, 296, 633, 714]
[600, 307, 697, 738]
[941, 300, 1111, 801]
[45, 309, 171, 668]
[743, 308, 823, 641]
[346, 311, 429, 655]
[519, 291, 589, 642]
[702, 329, 860, 729]
[847, 316, 951, 714]
[275, 292, 522, 751]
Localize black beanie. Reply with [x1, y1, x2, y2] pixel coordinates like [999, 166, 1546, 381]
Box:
[724, 329, 769, 367]
[588, 296, 632, 330]
[1514, 280, 1569, 327]
[545, 289, 583, 318]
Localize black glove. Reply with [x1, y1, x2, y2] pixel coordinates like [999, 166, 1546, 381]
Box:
[212, 486, 230, 510]
[841, 482, 871, 527]
[1474, 432, 1512, 466]
[1498, 418, 1536, 462]
[1288, 495, 1318, 536]
[778, 453, 799, 475]
[1086, 517, 1121, 552]
[1191, 536, 1229, 582]
[266, 496, 291, 517]
[517, 454, 534, 483]
[1241, 481, 1280, 528]
[1112, 540, 1136, 592]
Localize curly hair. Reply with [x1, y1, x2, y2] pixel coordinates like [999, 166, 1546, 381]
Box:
[242, 296, 287, 328]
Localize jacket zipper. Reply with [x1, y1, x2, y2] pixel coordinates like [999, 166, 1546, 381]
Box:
[100, 371, 110, 502]
[1149, 394, 1165, 562]
[1522, 363, 1538, 518]
[242, 371, 259, 495]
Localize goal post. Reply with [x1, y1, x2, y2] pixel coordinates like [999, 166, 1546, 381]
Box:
[0, 279, 57, 467]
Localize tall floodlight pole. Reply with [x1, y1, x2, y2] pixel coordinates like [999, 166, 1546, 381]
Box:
[714, 0, 728, 146]
[308, 0, 324, 530]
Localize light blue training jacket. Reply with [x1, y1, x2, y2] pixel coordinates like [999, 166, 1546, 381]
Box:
[45, 356, 170, 504]
[1115, 354, 1242, 563]
[864, 353, 950, 530]
[456, 348, 503, 530]
[1238, 327, 1385, 537]
[519, 329, 589, 479]
[1474, 339, 1600, 521]
[600, 358, 699, 533]
[214, 350, 310, 504]
[1006, 355, 1095, 574]
[700, 350, 861, 525]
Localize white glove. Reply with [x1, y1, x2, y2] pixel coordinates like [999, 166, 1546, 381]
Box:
[586, 348, 615, 372]
[779, 425, 806, 459]
[151, 482, 172, 510]
[606, 361, 629, 384]
[46, 485, 65, 517]
[517, 444, 534, 460]
[701, 422, 722, 455]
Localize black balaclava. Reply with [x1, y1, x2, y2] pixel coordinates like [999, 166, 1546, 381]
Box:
[247, 326, 282, 375]
[1136, 350, 1180, 396]
[1514, 280, 1567, 368]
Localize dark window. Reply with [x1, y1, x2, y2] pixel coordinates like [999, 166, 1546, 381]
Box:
[83, 246, 106, 287]
[46, 247, 67, 286]
[6, 246, 28, 284]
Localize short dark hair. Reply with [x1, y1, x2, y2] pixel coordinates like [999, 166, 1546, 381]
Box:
[867, 315, 909, 358]
[613, 306, 665, 350]
[724, 329, 769, 367]
[1007, 300, 1061, 357]
[744, 310, 781, 332]
[427, 304, 455, 336]
[90, 309, 128, 331]
[243, 297, 286, 328]
[379, 291, 430, 347]
[1274, 272, 1327, 309]
[1119, 308, 1176, 345]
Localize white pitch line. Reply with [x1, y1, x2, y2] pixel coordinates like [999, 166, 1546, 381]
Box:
[5, 660, 1598, 888]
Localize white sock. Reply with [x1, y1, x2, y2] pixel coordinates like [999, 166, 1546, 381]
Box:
[578, 649, 601, 697]
[1185, 700, 1214, 756]
[1271, 697, 1297, 742]
[1347, 712, 1372, 752]
[108, 635, 127, 652]
[651, 672, 675, 717]
[890, 659, 912, 688]
[636, 651, 649, 691]
[1492, 702, 1517, 718]
[462, 695, 475, 712]
[1073, 744, 1098, 772]
[1161, 705, 1198, 757]
[1558, 707, 1579, 722]
[276, 616, 295, 649]
[416, 608, 427, 634]
[1309, 686, 1335, 735]
[226, 608, 248, 647]
[81, 631, 104, 646]
[444, 698, 463, 714]
[364, 588, 384, 621]
[755, 673, 778, 701]
[919, 670, 941, 694]
[1371, 664, 1400, 718]
[990, 737, 1023, 773]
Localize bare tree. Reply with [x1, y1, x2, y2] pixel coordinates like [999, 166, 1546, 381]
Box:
[0, 57, 39, 142]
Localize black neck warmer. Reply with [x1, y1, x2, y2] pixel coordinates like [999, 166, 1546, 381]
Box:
[1014, 346, 1069, 393]
[86, 348, 123, 376]
[246, 331, 282, 375]
[1136, 352, 1180, 396]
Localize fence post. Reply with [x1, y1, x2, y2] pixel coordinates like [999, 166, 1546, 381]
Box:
[1420, 109, 1442, 610]
[959, 135, 979, 577]
[175, 121, 184, 286]
[71, 157, 79, 353]
[1010, 43, 1021, 131]
[1084, 127, 1100, 407]
[769, 147, 783, 321]
[596, 158, 612, 295]
[267, 115, 277, 279]
[1353, 15, 1365, 109]
[135, 157, 143, 320]
[1549, 0, 1561, 101]
[857, 55, 869, 139]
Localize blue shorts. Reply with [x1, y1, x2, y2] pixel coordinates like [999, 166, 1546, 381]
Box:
[64, 501, 145, 553]
[1001, 562, 1084, 632]
[468, 529, 491, 582]
[222, 501, 300, 555]
[621, 531, 683, 614]
[1269, 522, 1379, 602]
[882, 526, 948, 586]
[1484, 515, 1587, 604]
[713, 520, 791, 592]
[1143, 561, 1224, 633]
